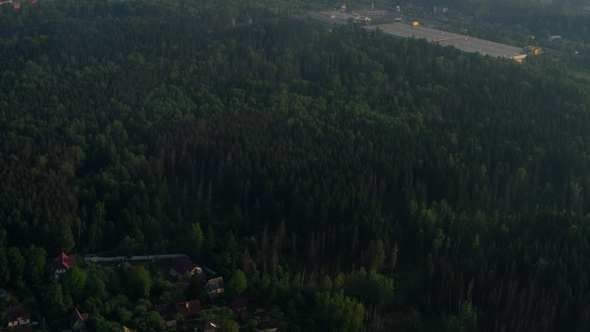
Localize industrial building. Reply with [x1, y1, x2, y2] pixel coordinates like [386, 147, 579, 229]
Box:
[309, 12, 528, 62]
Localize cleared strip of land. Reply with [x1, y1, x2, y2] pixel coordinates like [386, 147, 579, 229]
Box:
[310, 12, 528, 61]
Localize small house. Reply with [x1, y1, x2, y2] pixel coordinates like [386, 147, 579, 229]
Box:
[194, 322, 217, 332]
[205, 277, 225, 299]
[69, 308, 89, 331]
[170, 258, 202, 279]
[333, 2, 346, 10]
[256, 321, 277, 332]
[548, 35, 562, 42]
[195, 322, 217, 332]
[433, 5, 448, 13]
[5, 305, 31, 327]
[175, 300, 202, 320]
[50, 252, 78, 278]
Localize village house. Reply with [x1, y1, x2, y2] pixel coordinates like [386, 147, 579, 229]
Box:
[170, 258, 202, 279]
[433, 5, 448, 13]
[4, 305, 30, 327]
[256, 321, 277, 332]
[195, 322, 216, 332]
[50, 252, 78, 278]
[166, 320, 177, 329]
[69, 308, 89, 331]
[333, 2, 346, 10]
[204, 277, 225, 299]
[175, 300, 202, 320]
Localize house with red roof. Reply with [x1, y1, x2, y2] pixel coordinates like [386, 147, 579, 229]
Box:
[169, 258, 202, 279]
[50, 252, 78, 278]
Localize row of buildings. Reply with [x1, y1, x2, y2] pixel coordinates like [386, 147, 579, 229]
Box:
[47, 253, 276, 331]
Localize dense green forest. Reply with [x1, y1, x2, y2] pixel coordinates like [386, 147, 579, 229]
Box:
[2, 0, 590, 331]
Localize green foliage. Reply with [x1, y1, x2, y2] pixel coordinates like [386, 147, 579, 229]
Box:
[343, 269, 394, 306]
[61, 265, 88, 297]
[367, 238, 386, 272]
[89, 314, 122, 332]
[86, 273, 107, 300]
[23, 244, 47, 285]
[1, 1, 590, 330]
[6, 247, 24, 287]
[227, 269, 248, 298]
[44, 283, 73, 319]
[137, 311, 166, 332]
[314, 290, 364, 332]
[0, 249, 9, 287]
[200, 306, 240, 332]
[127, 266, 153, 300]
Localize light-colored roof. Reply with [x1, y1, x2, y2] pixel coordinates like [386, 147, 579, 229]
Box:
[206, 277, 225, 290]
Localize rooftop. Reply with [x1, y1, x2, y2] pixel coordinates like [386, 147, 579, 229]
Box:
[206, 276, 225, 290]
[4, 305, 30, 322]
[51, 252, 78, 270]
[69, 308, 89, 327]
[175, 300, 202, 318]
[170, 258, 201, 276]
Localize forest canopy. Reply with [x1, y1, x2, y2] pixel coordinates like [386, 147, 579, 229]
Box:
[1, 0, 590, 330]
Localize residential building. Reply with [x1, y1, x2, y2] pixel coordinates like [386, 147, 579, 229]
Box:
[205, 277, 225, 299]
[195, 322, 216, 332]
[69, 308, 89, 331]
[170, 258, 202, 279]
[333, 2, 346, 10]
[50, 252, 78, 278]
[4, 305, 30, 327]
[433, 5, 448, 13]
[256, 321, 277, 332]
[175, 300, 202, 320]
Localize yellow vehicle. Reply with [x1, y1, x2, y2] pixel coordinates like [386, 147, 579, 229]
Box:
[412, 21, 419, 26]
[525, 46, 543, 55]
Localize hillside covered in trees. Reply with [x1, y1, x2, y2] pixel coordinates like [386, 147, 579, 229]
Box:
[1, 0, 590, 331]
